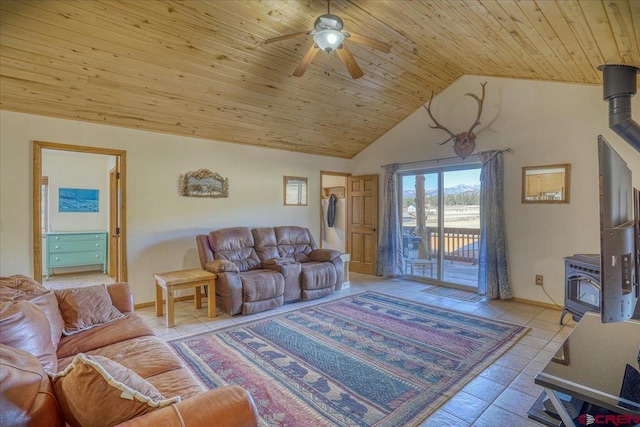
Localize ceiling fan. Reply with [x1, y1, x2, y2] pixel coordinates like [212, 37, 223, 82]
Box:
[264, 0, 390, 79]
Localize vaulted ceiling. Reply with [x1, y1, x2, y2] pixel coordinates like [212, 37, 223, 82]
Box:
[1, 0, 638, 158]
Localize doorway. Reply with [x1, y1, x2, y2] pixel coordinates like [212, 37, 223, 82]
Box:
[347, 174, 379, 275]
[32, 141, 127, 284]
[320, 171, 349, 252]
[399, 165, 481, 288]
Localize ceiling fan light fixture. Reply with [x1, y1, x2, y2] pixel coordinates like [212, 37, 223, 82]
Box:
[313, 29, 343, 52]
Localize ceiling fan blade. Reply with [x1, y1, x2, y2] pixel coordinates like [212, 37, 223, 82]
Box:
[293, 44, 320, 77]
[346, 32, 390, 53]
[264, 31, 310, 45]
[336, 45, 364, 79]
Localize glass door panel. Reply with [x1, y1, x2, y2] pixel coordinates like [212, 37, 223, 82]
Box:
[400, 167, 481, 287]
[441, 169, 481, 287]
[401, 173, 438, 279]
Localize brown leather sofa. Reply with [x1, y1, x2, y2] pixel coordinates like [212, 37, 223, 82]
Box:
[0, 275, 259, 427]
[197, 226, 344, 315]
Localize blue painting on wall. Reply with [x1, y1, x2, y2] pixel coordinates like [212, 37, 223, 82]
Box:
[59, 188, 99, 212]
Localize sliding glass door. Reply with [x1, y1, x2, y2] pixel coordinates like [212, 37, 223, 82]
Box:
[400, 165, 481, 288]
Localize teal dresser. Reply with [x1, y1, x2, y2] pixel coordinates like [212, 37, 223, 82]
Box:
[45, 231, 108, 279]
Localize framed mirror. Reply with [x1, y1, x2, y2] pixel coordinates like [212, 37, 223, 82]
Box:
[522, 163, 570, 203]
[284, 176, 307, 206]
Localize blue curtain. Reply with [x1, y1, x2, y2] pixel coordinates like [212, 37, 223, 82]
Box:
[478, 150, 512, 299]
[377, 164, 404, 277]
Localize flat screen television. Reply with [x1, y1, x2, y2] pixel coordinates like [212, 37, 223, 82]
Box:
[597, 135, 639, 323]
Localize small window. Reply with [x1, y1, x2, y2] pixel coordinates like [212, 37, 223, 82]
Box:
[284, 176, 308, 206]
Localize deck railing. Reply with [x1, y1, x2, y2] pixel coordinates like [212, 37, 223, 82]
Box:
[403, 226, 480, 264]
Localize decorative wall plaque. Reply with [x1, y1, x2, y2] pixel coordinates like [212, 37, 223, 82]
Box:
[179, 169, 229, 198]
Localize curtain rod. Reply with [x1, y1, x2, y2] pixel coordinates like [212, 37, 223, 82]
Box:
[380, 147, 512, 169]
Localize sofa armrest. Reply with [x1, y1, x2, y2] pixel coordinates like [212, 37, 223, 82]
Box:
[106, 282, 134, 313]
[309, 249, 341, 262]
[196, 234, 214, 269]
[116, 386, 259, 427]
[204, 260, 239, 274]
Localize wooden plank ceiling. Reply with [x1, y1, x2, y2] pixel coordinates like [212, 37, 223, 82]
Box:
[1, 0, 639, 158]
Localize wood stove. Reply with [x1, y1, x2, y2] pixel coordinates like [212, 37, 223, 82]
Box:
[561, 254, 601, 325]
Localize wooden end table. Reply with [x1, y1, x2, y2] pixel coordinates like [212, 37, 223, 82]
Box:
[154, 268, 216, 327]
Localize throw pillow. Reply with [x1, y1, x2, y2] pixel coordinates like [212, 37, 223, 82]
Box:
[0, 300, 58, 373]
[54, 284, 124, 336]
[50, 354, 180, 427]
[0, 275, 48, 302]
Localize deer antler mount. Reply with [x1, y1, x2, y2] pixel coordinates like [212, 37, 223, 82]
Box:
[423, 82, 487, 160]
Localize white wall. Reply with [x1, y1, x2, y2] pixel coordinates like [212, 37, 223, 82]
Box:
[353, 75, 640, 305]
[0, 111, 351, 304]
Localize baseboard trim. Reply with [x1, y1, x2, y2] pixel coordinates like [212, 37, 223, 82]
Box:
[135, 292, 562, 311]
[134, 295, 194, 310]
[511, 297, 562, 311]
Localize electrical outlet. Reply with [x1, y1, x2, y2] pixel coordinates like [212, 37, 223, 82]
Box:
[535, 274, 544, 287]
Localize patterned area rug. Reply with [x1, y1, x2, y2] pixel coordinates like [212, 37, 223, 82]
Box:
[170, 292, 527, 426]
[420, 286, 485, 302]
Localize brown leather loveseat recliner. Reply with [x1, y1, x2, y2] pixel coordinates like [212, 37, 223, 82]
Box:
[197, 226, 343, 315]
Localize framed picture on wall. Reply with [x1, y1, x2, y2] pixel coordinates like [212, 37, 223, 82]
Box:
[522, 164, 570, 204]
[59, 188, 99, 212]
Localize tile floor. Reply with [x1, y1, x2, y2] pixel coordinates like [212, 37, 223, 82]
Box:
[136, 272, 575, 427]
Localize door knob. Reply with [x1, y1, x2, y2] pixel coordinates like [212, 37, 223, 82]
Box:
[371, 227, 377, 231]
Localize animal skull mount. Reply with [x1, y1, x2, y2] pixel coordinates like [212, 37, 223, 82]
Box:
[423, 82, 487, 160]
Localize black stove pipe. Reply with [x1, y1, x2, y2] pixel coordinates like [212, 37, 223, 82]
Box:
[599, 64, 640, 153]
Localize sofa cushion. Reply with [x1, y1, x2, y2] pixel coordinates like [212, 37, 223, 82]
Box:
[0, 276, 64, 350]
[240, 270, 285, 315]
[59, 335, 186, 380]
[54, 284, 124, 336]
[241, 270, 285, 303]
[142, 367, 206, 401]
[0, 300, 58, 373]
[251, 227, 280, 261]
[29, 291, 64, 349]
[50, 353, 180, 427]
[0, 344, 64, 427]
[57, 312, 154, 360]
[274, 226, 316, 262]
[209, 227, 262, 272]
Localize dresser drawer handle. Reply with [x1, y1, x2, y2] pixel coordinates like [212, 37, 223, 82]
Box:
[55, 257, 59, 261]
[55, 245, 59, 249]
[95, 255, 99, 258]
[96, 243, 99, 247]
[55, 236, 60, 240]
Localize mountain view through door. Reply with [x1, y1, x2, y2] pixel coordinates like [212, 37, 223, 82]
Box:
[401, 167, 481, 288]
